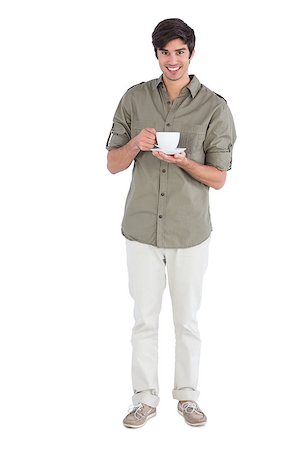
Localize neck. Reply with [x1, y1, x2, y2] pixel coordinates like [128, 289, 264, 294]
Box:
[163, 74, 191, 100]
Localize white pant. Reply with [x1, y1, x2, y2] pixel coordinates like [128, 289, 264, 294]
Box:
[125, 237, 210, 408]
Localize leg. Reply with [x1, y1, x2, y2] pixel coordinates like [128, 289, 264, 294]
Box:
[125, 239, 166, 408]
[166, 237, 210, 401]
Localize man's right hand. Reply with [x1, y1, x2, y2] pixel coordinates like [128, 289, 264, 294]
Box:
[133, 128, 156, 151]
[107, 128, 156, 174]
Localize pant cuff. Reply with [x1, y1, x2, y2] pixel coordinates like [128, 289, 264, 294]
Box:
[172, 388, 200, 401]
[132, 391, 160, 408]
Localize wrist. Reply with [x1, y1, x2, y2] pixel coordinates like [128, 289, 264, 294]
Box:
[176, 156, 192, 169]
[128, 137, 140, 155]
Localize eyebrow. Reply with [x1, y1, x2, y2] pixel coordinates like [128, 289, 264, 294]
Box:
[159, 47, 187, 52]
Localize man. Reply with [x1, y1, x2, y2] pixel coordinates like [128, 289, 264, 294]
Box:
[106, 18, 236, 428]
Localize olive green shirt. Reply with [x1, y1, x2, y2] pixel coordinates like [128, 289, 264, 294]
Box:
[106, 75, 236, 248]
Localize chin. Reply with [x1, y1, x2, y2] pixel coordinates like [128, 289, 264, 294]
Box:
[165, 73, 182, 81]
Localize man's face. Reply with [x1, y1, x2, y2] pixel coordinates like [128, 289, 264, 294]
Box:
[157, 38, 194, 82]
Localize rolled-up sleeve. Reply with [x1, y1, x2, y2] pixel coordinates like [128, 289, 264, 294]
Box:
[106, 92, 132, 150]
[204, 102, 236, 171]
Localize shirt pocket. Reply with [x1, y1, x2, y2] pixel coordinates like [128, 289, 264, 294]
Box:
[178, 124, 207, 163]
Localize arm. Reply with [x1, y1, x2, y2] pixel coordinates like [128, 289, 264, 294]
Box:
[152, 151, 226, 189]
[107, 141, 140, 174]
[178, 156, 226, 189]
[107, 128, 157, 174]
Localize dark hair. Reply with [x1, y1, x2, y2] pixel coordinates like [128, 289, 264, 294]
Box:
[152, 18, 195, 58]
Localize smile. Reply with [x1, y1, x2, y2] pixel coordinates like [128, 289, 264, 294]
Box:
[166, 66, 180, 72]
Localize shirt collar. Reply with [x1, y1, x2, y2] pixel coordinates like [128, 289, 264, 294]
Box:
[153, 74, 201, 98]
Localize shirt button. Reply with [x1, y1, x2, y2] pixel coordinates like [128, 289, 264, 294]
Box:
[166, 123, 171, 127]
[159, 215, 163, 219]
[161, 192, 165, 196]
[167, 101, 171, 104]
[162, 169, 166, 173]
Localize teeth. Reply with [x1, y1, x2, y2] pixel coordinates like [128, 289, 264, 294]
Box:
[168, 67, 179, 71]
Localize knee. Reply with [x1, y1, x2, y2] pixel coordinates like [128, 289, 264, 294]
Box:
[173, 319, 199, 338]
[133, 318, 159, 336]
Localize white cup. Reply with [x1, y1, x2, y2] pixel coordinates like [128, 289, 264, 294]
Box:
[156, 132, 180, 151]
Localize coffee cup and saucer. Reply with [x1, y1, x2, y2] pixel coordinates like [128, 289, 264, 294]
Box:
[154, 132, 186, 155]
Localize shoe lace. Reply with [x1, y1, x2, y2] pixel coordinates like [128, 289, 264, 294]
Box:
[128, 403, 146, 419]
[181, 401, 204, 415]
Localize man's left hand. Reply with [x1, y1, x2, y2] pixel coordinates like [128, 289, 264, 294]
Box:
[152, 150, 187, 167]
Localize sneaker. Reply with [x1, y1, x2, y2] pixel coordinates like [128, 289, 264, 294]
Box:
[123, 403, 156, 428]
[177, 401, 207, 426]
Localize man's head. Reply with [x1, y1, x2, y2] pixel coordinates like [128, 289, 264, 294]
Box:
[152, 19, 195, 83]
[152, 18, 195, 59]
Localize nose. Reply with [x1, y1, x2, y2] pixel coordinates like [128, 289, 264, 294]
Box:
[168, 53, 178, 65]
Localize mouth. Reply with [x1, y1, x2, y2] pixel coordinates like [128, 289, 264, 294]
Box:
[166, 66, 181, 75]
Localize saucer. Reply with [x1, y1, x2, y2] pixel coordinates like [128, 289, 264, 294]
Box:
[154, 147, 186, 155]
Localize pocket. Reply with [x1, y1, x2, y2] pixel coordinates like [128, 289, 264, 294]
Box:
[178, 124, 207, 163]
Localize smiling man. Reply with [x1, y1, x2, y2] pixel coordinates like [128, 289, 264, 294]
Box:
[106, 18, 236, 428]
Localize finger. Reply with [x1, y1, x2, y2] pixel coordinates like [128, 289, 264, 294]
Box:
[140, 130, 156, 139]
[152, 151, 163, 159]
[155, 152, 176, 162]
[174, 151, 186, 159]
[144, 136, 156, 144]
[141, 146, 155, 151]
[143, 134, 156, 144]
[140, 142, 156, 151]
[145, 128, 156, 137]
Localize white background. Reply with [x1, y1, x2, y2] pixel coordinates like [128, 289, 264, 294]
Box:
[1, 0, 300, 448]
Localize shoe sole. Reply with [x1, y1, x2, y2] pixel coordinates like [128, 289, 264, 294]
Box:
[178, 410, 207, 426]
[123, 411, 156, 428]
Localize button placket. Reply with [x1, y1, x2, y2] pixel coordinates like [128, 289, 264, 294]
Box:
[164, 112, 175, 131]
[161, 90, 175, 131]
[157, 161, 168, 247]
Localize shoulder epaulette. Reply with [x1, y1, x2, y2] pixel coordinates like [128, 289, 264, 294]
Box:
[214, 92, 227, 103]
[128, 82, 145, 90]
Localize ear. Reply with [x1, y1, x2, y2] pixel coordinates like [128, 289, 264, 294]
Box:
[189, 49, 195, 61]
